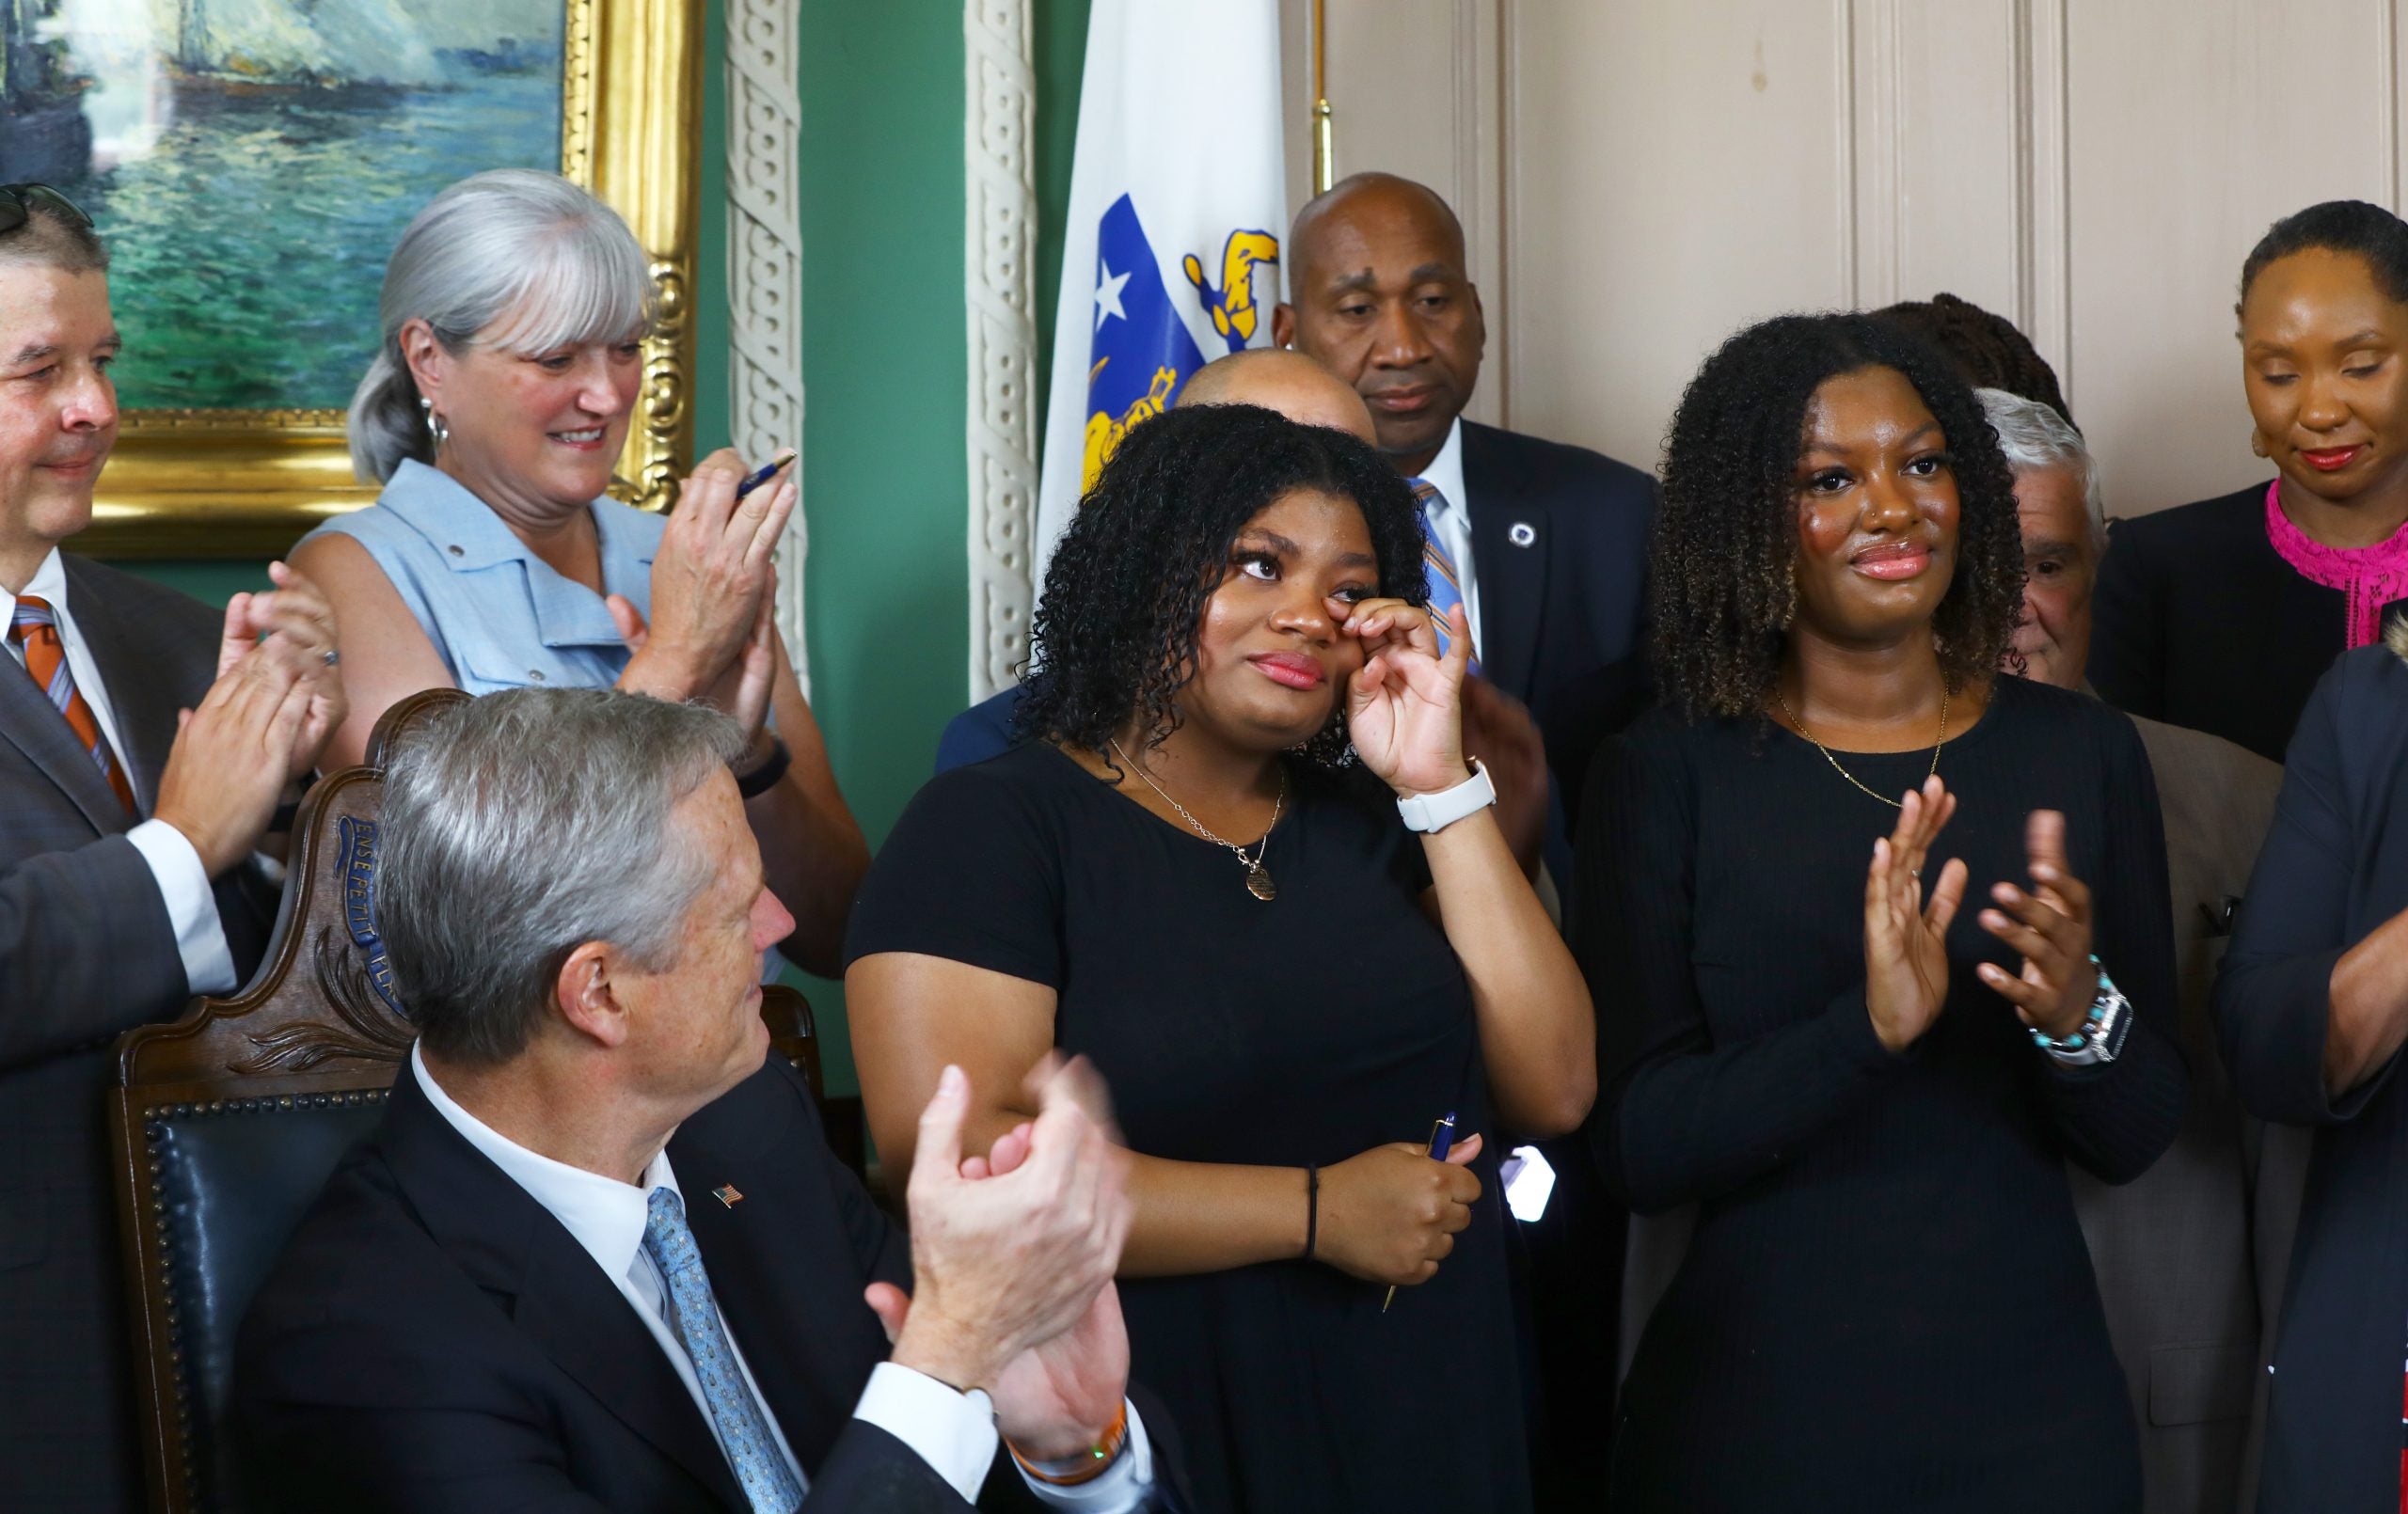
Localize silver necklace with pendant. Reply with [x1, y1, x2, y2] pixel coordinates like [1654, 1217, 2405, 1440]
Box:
[1109, 740, 1285, 900]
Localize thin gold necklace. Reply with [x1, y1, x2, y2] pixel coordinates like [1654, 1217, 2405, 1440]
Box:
[1108, 739, 1286, 900]
[1772, 686, 1951, 810]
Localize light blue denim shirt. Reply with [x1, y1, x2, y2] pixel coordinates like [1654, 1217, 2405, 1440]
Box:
[303, 458, 662, 695]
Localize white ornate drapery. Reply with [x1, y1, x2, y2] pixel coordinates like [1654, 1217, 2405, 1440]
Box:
[962, 0, 1039, 701]
[724, 0, 811, 694]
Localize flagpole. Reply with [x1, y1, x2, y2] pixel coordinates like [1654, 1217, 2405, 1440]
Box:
[1311, 0, 1334, 193]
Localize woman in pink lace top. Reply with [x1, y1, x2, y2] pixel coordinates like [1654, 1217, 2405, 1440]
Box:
[2092, 199, 2408, 763]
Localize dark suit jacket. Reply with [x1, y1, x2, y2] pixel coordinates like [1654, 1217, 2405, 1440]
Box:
[2091, 483, 2393, 764]
[235, 1057, 1155, 1512]
[1457, 420, 1655, 820]
[2214, 643, 2408, 1512]
[936, 688, 1020, 775]
[2069, 715, 2283, 1514]
[0, 553, 275, 1513]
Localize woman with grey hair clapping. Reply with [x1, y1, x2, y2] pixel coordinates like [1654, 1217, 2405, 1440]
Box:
[293, 168, 865, 974]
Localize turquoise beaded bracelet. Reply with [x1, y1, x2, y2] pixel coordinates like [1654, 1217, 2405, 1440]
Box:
[2029, 954, 2130, 1065]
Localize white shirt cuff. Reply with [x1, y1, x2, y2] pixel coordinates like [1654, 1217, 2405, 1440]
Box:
[852, 1362, 999, 1503]
[1013, 1400, 1154, 1512]
[125, 819, 238, 996]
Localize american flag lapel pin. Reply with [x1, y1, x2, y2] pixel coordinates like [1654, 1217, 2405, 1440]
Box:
[712, 1184, 744, 1208]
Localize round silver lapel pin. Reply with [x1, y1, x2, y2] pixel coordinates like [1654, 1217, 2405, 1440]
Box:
[1508, 522, 1538, 547]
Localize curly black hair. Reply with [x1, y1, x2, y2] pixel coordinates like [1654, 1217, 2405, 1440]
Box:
[2239, 198, 2408, 311]
[1652, 311, 2025, 721]
[1876, 292, 2073, 431]
[1016, 402, 1427, 759]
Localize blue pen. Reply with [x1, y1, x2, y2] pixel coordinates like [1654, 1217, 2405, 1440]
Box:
[1382, 1112, 1458, 1313]
[736, 447, 798, 499]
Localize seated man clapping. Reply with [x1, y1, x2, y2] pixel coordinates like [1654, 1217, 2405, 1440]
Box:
[235, 687, 1166, 1512]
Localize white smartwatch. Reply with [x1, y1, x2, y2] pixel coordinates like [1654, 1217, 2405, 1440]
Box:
[1396, 758, 1497, 834]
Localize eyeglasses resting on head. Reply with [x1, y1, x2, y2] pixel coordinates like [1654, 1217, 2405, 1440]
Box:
[0, 183, 92, 237]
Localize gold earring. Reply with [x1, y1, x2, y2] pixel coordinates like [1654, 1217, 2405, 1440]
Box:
[2250, 432, 2271, 459]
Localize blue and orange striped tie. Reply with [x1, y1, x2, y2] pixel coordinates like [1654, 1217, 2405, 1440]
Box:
[10, 595, 135, 814]
[1408, 478, 1481, 675]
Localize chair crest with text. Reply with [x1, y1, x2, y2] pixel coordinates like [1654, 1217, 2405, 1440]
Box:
[110, 687, 819, 1514]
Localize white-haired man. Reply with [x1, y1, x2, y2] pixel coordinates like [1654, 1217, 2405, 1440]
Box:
[236, 687, 1173, 1511]
[1980, 386, 2298, 1514]
[0, 184, 345, 1512]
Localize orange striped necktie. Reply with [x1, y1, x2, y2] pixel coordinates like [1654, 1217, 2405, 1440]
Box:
[10, 594, 136, 814]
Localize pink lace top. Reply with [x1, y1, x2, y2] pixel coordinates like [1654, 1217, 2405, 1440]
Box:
[2262, 480, 2408, 649]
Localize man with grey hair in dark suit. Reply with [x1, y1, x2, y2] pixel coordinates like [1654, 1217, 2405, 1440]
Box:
[237, 687, 1172, 1511]
[0, 185, 346, 1511]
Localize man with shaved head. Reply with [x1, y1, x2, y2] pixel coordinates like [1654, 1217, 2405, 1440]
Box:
[930, 345, 1400, 774]
[1275, 172, 1648, 1508]
[0, 189, 346, 1508]
[1167, 345, 1375, 436]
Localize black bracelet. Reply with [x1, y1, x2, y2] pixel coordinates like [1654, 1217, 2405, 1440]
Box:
[1303, 1164, 1320, 1261]
[735, 736, 791, 799]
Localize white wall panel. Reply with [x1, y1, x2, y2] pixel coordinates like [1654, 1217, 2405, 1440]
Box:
[2063, 0, 2399, 513]
[1273, 0, 2408, 518]
[1504, 0, 1859, 472]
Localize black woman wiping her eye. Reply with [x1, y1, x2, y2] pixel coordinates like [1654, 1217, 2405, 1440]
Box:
[845, 402, 1593, 1514]
[1576, 312, 2186, 1511]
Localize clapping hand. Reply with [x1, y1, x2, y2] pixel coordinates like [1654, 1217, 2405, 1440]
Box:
[1458, 676, 1548, 876]
[871, 1057, 1133, 1459]
[1975, 810, 2097, 1041]
[152, 650, 315, 875]
[1863, 776, 1969, 1052]
[1343, 599, 1472, 798]
[215, 560, 346, 781]
[607, 562, 778, 749]
[613, 448, 792, 733]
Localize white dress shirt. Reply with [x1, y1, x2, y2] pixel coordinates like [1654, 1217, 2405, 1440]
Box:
[1415, 418, 1484, 655]
[3, 548, 236, 995]
[410, 1047, 1153, 1509]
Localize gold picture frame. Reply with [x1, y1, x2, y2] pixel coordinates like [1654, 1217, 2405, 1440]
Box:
[72, 0, 703, 559]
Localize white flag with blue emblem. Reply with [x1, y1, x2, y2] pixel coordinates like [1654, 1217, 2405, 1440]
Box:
[1033, 0, 1288, 574]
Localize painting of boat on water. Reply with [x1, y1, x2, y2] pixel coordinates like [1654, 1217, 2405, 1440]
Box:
[0, 0, 564, 410]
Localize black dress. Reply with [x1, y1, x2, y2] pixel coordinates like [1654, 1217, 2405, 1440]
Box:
[2090, 481, 2408, 763]
[848, 743, 1530, 1514]
[1574, 677, 2186, 1512]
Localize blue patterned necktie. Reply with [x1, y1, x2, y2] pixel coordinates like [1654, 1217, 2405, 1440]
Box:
[1408, 478, 1481, 675]
[642, 1188, 805, 1514]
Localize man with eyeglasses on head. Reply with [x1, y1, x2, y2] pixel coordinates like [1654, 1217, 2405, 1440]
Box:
[0, 183, 348, 1512]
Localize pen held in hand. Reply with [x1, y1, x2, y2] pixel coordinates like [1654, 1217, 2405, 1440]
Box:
[736, 447, 799, 499]
[1382, 1112, 1457, 1314]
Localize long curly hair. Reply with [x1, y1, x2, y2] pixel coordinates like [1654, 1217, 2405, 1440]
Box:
[1652, 312, 2024, 721]
[1017, 402, 1428, 759]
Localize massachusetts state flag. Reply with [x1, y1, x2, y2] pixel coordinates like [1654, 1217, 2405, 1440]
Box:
[1033, 0, 1289, 572]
